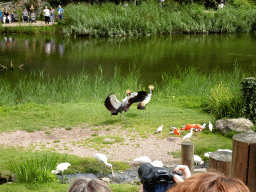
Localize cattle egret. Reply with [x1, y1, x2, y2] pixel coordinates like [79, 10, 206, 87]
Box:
[209, 121, 213, 131]
[183, 128, 194, 140]
[105, 90, 148, 118]
[94, 153, 114, 177]
[133, 156, 152, 164]
[201, 123, 206, 129]
[150, 160, 164, 167]
[155, 125, 163, 133]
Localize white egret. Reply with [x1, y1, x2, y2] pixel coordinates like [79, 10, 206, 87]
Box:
[183, 128, 194, 140]
[155, 125, 163, 133]
[150, 160, 164, 167]
[133, 156, 152, 164]
[204, 152, 212, 158]
[94, 153, 114, 177]
[209, 121, 213, 131]
[52, 162, 71, 182]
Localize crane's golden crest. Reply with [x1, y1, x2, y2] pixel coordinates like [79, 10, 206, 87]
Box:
[149, 85, 154, 90]
[126, 89, 131, 94]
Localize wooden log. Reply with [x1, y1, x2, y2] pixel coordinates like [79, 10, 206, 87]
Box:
[232, 133, 256, 192]
[181, 142, 194, 172]
[209, 151, 232, 176]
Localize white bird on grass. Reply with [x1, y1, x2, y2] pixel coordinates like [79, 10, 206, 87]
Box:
[183, 128, 194, 140]
[209, 121, 213, 131]
[201, 123, 207, 129]
[194, 155, 204, 167]
[52, 162, 71, 182]
[155, 125, 163, 133]
[94, 153, 114, 177]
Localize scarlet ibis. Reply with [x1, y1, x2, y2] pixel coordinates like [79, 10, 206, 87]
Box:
[137, 85, 154, 116]
[209, 121, 213, 131]
[104, 90, 148, 118]
[94, 153, 114, 176]
[183, 128, 194, 140]
[170, 126, 180, 136]
[155, 125, 163, 133]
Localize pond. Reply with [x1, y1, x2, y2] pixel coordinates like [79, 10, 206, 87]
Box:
[0, 33, 256, 86]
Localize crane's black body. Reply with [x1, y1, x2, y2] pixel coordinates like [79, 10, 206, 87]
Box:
[104, 91, 148, 116]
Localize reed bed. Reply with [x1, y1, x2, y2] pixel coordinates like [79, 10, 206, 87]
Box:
[62, 2, 256, 36]
[0, 62, 249, 119]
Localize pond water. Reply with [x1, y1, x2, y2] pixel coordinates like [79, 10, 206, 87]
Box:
[0, 33, 256, 85]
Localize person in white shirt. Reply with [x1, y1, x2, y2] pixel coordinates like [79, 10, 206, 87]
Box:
[43, 6, 50, 24]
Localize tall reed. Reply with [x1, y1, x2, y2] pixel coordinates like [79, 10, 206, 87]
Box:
[8, 154, 59, 183]
[62, 2, 256, 37]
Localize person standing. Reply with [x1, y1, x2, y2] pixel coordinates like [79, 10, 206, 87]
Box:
[43, 6, 50, 24]
[57, 5, 64, 21]
[50, 7, 55, 24]
[0, 9, 2, 23]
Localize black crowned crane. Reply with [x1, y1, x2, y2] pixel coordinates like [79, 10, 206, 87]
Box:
[104, 89, 148, 118]
[137, 85, 154, 116]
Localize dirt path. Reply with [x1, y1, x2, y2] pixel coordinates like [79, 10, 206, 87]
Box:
[0, 125, 182, 166]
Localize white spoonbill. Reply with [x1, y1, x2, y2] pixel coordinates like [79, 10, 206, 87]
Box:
[155, 125, 163, 133]
[183, 128, 194, 140]
[94, 153, 114, 176]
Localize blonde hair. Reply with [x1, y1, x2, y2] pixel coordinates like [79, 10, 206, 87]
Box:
[167, 172, 250, 192]
[67, 177, 112, 192]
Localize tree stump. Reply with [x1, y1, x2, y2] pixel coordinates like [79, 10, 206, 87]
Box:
[209, 151, 232, 176]
[231, 133, 256, 192]
[181, 142, 194, 172]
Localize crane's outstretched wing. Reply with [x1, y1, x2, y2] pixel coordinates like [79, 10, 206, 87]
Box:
[104, 94, 121, 115]
[126, 91, 148, 110]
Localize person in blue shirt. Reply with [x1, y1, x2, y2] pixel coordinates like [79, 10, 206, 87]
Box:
[57, 5, 64, 21]
[0, 9, 2, 23]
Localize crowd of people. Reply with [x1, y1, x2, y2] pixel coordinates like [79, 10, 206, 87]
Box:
[65, 164, 250, 192]
[0, 4, 64, 24]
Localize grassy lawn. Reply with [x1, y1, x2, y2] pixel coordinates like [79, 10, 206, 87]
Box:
[0, 64, 249, 191]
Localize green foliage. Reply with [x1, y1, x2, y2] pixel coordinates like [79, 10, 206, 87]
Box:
[241, 78, 256, 124]
[24, 0, 40, 11]
[8, 154, 59, 183]
[60, 3, 256, 37]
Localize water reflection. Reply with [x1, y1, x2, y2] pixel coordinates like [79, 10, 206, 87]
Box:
[0, 33, 256, 85]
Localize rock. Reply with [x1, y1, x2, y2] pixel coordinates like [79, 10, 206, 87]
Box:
[101, 177, 111, 183]
[215, 118, 254, 134]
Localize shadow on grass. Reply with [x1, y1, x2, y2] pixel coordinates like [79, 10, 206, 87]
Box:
[99, 119, 122, 125]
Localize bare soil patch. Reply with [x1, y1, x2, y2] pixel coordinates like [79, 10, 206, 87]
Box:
[0, 126, 182, 165]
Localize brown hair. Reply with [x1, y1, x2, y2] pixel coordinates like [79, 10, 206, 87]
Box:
[167, 172, 250, 192]
[67, 177, 112, 192]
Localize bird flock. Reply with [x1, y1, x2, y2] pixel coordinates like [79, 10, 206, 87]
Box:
[0, 61, 24, 72]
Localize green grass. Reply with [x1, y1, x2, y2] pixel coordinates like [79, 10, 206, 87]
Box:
[0, 63, 253, 191]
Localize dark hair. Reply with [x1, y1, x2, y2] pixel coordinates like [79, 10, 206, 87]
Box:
[67, 177, 112, 192]
[167, 171, 250, 192]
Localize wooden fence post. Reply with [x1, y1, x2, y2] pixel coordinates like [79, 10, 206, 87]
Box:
[209, 151, 232, 176]
[181, 142, 194, 172]
[232, 133, 256, 191]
